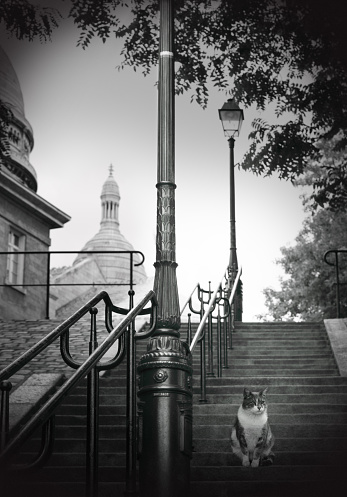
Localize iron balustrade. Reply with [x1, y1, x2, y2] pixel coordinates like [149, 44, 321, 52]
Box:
[324, 249, 347, 318]
[183, 266, 242, 402]
[0, 250, 145, 319]
[0, 288, 158, 497]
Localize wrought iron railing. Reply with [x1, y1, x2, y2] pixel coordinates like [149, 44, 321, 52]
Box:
[182, 266, 242, 402]
[0, 289, 157, 496]
[0, 250, 145, 319]
[1, 261, 242, 494]
[324, 249, 347, 318]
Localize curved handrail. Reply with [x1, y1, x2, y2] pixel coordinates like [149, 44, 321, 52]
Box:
[0, 290, 153, 383]
[189, 268, 228, 353]
[180, 282, 199, 316]
[189, 265, 242, 354]
[324, 249, 347, 266]
[0, 289, 157, 468]
[228, 266, 243, 307]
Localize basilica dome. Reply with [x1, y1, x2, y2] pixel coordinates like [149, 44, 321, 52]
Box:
[74, 166, 147, 285]
[0, 46, 37, 191]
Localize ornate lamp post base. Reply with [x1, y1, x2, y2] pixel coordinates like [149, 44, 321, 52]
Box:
[137, 336, 192, 497]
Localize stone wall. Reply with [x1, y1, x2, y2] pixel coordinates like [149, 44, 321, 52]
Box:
[0, 195, 51, 320]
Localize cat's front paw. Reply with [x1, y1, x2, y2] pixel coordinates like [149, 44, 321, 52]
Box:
[261, 453, 275, 466]
[242, 456, 250, 467]
[251, 459, 260, 467]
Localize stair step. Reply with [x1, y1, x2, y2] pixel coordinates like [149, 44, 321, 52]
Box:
[190, 464, 342, 481]
[194, 403, 347, 414]
[199, 376, 346, 385]
[192, 437, 347, 452]
[193, 424, 347, 438]
[193, 393, 347, 403]
[5, 319, 345, 497]
[53, 425, 126, 439]
[191, 451, 344, 466]
[194, 413, 347, 424]
[200, 369, 339, 377]
[190, 479, 341, 497]
[4, 481, 126, 497]
[56, 414, 126, 425]
[195, 384, 347, 394]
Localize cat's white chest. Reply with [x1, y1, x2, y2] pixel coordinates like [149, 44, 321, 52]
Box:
[238, 407, 267, 449]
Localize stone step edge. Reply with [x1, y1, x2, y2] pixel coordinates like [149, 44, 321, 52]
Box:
[8, 373, 66, 435]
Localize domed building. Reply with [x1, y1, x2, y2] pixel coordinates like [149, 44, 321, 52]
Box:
[0, 46, 36, 191]
[0, 46, 70, 320]
[50, 166, 147, 318]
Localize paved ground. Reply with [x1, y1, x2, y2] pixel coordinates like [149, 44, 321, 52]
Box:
[0, 315, 106, 389]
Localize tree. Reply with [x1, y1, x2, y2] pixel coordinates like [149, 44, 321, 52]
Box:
[0, 0, 346, 210]
[294, 136, 347, 212]
[259, 209, 347, 321]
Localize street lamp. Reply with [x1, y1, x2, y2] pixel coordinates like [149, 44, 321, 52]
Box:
[219, 97, 244, 139]
[218, 98, 244, 310]
[137, 2, 192, 496]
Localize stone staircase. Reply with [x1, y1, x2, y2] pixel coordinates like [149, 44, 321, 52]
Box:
[3, 348, 137, 497]
[3, 321, 347, 496]
[190, 321, 347, 496]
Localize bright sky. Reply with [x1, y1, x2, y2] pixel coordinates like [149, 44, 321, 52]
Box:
[0, 11, 309, 321]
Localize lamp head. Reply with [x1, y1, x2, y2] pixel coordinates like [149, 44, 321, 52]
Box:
[218, 98, 244, 138]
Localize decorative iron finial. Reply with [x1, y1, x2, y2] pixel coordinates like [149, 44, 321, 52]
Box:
[109, 164, 114, 176]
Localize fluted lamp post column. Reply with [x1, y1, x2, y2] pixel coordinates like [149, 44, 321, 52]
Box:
[137, 1, 193, 496]
[218, 98, 244, 319]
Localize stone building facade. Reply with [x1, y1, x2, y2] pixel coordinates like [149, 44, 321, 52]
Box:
[0, 46, 147, 322]
[0, 46, 70, 320]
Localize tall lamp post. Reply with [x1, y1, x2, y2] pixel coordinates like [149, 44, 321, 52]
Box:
[137, 1, 192, 496]
[218, 98, 244, 319]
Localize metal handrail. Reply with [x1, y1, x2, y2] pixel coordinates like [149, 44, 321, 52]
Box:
[185, 265, 242, 402]
[190, 268, 228, 353]
[0, 290, 137, 383]
[0, 250, 145, 319]
[324, 249, 347, 318]
[180, 282, 199, 316]
[0, 289, 157, 497]
[228, 266, 242, 307]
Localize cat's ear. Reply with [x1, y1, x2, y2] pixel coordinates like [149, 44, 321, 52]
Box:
[243, 388, 251, 398]
[260, 387, 268, 397]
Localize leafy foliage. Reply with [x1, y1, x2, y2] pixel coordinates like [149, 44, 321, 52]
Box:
[259, 209, 347, 321]
[0, 0, 61, 41]
[0, 0, 346, 211]
[295, 136, 347, 212]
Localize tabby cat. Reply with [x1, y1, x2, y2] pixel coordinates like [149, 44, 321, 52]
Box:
[230, 387, 275, 467]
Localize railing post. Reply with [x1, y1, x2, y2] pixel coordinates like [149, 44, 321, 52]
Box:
[137, 2, 192, 496]
[335, 251, 341, 318]
[206, 282, 215, 377]
[125, 289, 137, 496]
[223, 301, 229, 369]
[216, 305, 222, 378]
[86, 307, 99, 497]
[45, 251, 51, 319]
[188, 288, 207, 403]
[187, 313, 192, 345]
[199, 323, 207, 403]
[0, 380, 12, 452]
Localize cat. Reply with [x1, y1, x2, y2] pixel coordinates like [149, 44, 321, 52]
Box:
[230, 387, 275, 467]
